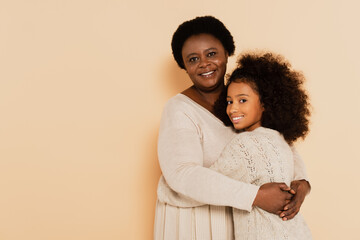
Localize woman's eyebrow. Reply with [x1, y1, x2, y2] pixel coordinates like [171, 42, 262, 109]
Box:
[185, 47, 218, 59]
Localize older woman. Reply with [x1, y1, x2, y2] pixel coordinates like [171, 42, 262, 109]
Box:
[154, 16, 310, 239]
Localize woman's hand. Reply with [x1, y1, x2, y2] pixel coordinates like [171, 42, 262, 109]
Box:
[280, 180, 311, 221]
[253, 182, 294, 214]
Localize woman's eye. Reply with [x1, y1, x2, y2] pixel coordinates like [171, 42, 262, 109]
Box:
[227, 101, 232, 105]
[189, 57, 198, 63]
[208, 52, 216, 57]
[239, 99, 247, 103]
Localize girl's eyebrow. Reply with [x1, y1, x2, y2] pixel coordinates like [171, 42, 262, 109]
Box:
[227, 94, 249, 98]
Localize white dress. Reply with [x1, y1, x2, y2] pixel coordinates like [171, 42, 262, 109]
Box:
[210, 127, 312, 240]
[154, 94, 309, 240]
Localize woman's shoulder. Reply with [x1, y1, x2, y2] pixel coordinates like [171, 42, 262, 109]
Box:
[160, 94, 228, 131]
[162, 94, 192, 111]
[159, 94, 202, 126]
[160, 94, 196, 118]
[163, 94, 217, 120]
[165, 93, 189, 106]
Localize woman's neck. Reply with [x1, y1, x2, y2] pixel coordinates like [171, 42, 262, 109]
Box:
[182, 85, 224, 114]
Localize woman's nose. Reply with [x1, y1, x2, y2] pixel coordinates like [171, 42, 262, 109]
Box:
[199, 58, 210, 68]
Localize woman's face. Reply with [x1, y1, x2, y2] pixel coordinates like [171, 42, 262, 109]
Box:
[181, 33, 228, 92]
[226, 81, 264, 131]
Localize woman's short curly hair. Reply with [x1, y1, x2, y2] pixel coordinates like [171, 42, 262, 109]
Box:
[171, 16, 235, 69]
[214, 52, 311, 144]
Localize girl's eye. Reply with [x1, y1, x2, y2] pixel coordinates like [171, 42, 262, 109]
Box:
[239, 99, 247, 103]
[227, 101, 232, 105]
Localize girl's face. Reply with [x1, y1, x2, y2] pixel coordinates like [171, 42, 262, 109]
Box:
[226, 81, 264, 131]
[181, 33, 228, 92]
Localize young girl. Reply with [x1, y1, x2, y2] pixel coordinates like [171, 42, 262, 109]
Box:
[212, 52, 312, 239]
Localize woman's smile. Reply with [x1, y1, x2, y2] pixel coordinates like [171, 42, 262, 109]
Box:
[200, 70, 215, 77]
[181, 33, 228, 92]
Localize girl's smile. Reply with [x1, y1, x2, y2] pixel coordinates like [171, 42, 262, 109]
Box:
[226, 81, 264, 131]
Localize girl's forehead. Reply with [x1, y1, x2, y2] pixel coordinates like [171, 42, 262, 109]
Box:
[228, 82, 255, 93]
[229, 80, 258, 93]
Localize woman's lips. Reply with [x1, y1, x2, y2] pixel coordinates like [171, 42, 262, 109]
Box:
[199, 70, 215, 77]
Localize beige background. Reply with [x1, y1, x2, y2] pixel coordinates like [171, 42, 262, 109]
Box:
[1, 0, 359, 239]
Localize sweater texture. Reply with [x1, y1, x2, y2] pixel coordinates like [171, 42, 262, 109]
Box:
[211, 127, 312, 239]
[154, 94, 309, 239]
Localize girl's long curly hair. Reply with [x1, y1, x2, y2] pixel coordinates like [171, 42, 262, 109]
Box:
[214, 52, 311, 144]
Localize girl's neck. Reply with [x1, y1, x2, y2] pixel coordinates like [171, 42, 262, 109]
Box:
[182, 85, 224, 114]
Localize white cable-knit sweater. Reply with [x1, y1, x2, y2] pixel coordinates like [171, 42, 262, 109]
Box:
[154, 94, 310, 239]
[210, 127, 312, 240]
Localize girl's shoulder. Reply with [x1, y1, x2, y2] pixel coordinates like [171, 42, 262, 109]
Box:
[231, 127, 283, 144]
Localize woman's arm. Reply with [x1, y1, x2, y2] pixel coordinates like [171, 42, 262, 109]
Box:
[279, 180, 311, 220]
[158, 102, 259, 212]
[253, 182, 294, 214]
[280, 147, 311, 220]
[209, 131, 294, 214]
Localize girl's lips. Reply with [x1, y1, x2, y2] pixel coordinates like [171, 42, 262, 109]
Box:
[231, 115, 244, 123]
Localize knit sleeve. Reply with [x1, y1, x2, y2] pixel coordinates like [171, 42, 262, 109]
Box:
[158, 101, 259, 212]
[291, 146, 309, 181]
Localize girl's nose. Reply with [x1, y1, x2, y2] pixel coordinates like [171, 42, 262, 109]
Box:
[229, 104, 238, 113]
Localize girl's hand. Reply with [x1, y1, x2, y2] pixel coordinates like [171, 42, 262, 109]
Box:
[280, 180, 311, 220]
[253, 182, 294, 214]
